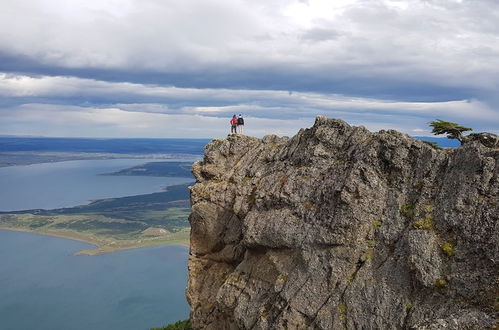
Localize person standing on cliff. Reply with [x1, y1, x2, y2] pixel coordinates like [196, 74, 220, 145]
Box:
[237, 114, 244, 134]
[230, 115, 238, 134]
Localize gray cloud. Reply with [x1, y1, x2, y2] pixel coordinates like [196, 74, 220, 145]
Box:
[0, 0, 498, 137]
[0, 74, 497, 138]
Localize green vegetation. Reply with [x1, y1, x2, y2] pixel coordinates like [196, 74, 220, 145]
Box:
[441, 241, 456, 256]
[422, 204, 434, 213]
[372, 220, 382, 227]
[0, 184, 192, 255]
[402, 204, 435, 231]
[151, 320, 192, 330]
[338, 303, 347, 314]
[435, 278, 447, 288]
[422, 141, 443, 150]
[429, 119, 472, 144]
[260, 303, 272, 319]
[405, 302, 413, 311]
[364, 248, 374, 261]
[387, 130, 402, 137]
[338, 302, 347, 323]
[400, 204, 416, 219]
[411, 214, 434, 231]
[304, 200, 314, 210]
[277, 274, 288, 284]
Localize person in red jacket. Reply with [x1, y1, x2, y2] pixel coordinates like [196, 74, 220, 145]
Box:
[230, 115, 238, 134]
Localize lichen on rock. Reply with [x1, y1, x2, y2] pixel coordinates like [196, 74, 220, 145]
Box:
[187, 117, 498, 329]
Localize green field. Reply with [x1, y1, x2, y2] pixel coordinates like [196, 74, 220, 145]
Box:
[0, 183, 192, 255]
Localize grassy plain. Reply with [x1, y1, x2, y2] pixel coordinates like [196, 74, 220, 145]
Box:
[0, 182, 193, 255]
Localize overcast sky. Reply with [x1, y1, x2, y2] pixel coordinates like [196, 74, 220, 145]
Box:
[1, 0, 498, 138]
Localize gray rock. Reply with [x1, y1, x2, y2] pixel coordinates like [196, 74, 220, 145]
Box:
[187, 117, 498, 329]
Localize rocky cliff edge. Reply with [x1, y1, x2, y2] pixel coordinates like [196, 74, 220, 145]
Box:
[187, 116, 498, 329]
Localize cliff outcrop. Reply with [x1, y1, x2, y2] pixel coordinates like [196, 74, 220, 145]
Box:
[187, 117, 498, 329]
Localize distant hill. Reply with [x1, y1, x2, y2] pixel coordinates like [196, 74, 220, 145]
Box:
[0, 137, 210, 154]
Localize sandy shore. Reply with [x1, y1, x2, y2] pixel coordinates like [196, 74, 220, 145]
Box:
[0, 226, 189, 255]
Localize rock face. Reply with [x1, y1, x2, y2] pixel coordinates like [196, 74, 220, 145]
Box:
[187, 117, 498, 329]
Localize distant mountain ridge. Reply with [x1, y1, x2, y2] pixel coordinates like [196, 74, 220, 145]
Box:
[0, 136, 460, 153]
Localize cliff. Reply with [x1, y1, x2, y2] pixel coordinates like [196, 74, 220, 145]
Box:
[187, 117, 498, 329]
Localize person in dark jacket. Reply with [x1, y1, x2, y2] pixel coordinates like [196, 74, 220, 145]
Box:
[237, 114, 244, 134]
[230, 115, 238, 134]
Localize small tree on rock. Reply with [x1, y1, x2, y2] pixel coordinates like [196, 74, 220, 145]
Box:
[429, 119, 472, 145]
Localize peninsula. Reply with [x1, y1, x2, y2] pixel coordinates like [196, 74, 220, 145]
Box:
[0, 161, 194, 255]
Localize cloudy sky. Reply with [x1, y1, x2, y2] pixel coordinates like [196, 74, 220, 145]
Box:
[1, 0, 498, 138]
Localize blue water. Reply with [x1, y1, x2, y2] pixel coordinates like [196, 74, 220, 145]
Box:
[0, 159, 193, 212]
[0, 230, 190, 330]
[414, 136, 460, 148]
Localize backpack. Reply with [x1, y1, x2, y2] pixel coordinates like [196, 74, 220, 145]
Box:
[238, 117, 244, 125]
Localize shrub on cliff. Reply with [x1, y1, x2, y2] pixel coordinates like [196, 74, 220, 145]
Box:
[151, 320, 191, 330]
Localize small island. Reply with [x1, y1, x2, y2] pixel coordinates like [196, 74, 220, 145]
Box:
[102, 161, 194, 177]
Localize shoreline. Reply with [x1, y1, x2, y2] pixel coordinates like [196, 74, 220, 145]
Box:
[0, 227, 190, 255]
[0, 155, 193, 255]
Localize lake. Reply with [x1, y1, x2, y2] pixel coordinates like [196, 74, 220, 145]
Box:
[0, 230, 189, 330]
[0, 159, 194, 212]
[0, 158, 194, 329]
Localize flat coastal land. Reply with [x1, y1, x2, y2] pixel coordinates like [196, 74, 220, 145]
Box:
[0, 161, 194, 255]
[0, 151, 199, 167]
